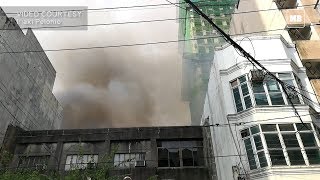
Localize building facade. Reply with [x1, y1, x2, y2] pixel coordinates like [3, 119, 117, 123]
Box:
[0, 7, 62, 142]
[179, 0, 238, 125]
[202, 35, 320, 180]
[2, 125, 214, 180]
[231, 0, 320, 104]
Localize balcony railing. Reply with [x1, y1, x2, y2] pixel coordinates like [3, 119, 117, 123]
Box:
[275, 0, 297, 9]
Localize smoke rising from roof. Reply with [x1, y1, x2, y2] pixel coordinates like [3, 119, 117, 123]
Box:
[23, 0, 191, 128]
[51, 30, 190, 128]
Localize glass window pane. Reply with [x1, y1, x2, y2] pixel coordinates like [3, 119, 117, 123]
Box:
[168, 149, 180, 167]
[182, 148, 193, 166]
[261, 124, 277, 132]
[252, 82, 265, 93]
[244, 95, 252, 109]
[241, 84, 249, 96]
[300, 133, 317, 147]
[266, 80, 281, 92]
[296, 123, 312, 131]
[258, 151, 268, 168]
[279, 124, 295, 131]
[125, 154, 130, 162]
[158, 148, 168, 167]
[241, 128, 249, 138]
[194, 147, 204, 166]
[269, 150, 286, 166]
[264, 134, 281, 148]
[239, 76, 246, 83]
[282, 134, 300, 148]
[269, 93, 285, 105]
[306, 149, 320, 164]
[254, 94, 269, 105]
[254, 135, 264, 151]
[233, 88, 243, 112]
[287, 150, 305, 165]
[250, 126, 260, 134]
[66, 156, 72, 165]
[244, 139, 257, 170]
[287, 93, 301, 104]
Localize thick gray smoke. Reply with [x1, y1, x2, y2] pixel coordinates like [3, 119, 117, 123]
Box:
[50, 31, 190, 128]
[29, 0, 191, 128]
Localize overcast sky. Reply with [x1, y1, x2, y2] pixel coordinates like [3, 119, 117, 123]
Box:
[1, 0, 191, 128]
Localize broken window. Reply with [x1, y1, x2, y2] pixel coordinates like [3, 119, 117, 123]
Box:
[111, 140, 150, 168]
[65, 154, 98, 171]
[18, 155, 50, 170]
[157, 140, 204, 167]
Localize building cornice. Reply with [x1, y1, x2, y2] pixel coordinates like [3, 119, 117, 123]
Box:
[220, 59, 292, 76]
[215, 35, 295, 51]
[227, 105, 310, 121]
[250, 166, 320, 179]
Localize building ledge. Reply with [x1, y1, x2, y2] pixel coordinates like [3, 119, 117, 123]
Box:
[215, 34, 295, 51]
[227, 105, 310, 122]
[250, 166, 320, 179]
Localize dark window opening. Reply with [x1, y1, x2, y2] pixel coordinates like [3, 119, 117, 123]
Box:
[269, 150, 286, 166]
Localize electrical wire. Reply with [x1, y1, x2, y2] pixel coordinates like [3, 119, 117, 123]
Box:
[0, 25, 315, 54]
[3, 0, 236, 15]
[185, 0, 311, 131]
[0, 4, 317, 30]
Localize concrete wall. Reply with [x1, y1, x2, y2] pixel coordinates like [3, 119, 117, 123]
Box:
[202, 35, 320, 180]
[4, 126, 212, 180]
[0, 7, 62, 142]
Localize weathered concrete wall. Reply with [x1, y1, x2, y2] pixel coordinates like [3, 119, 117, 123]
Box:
[0, 7, 62, 141]
[5, 126, 212, 180]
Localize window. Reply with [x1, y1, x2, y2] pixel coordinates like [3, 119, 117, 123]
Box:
[231, 73, 303, 112]
[300, 133, 317, 147]
[65, 154, 98, 171]
[287, 150, 304, 165]
[111, 140, 150, 168]
[157, 140, 204, 167]
[244, 139, 257, 170]
[231, 75, 252, 112]
[306, 149, 320, 164]
[113, 153, 145, 168]
[18, 156, 49, 170]
[241, 123, 320, 169]
[242, 126, 266, 169]
[269, 150, 286, 166]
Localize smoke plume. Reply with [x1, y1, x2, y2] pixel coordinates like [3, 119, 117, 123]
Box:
[32, 0, 191, 128]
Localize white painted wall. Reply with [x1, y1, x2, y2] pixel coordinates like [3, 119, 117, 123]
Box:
[202, 35, 320, 180]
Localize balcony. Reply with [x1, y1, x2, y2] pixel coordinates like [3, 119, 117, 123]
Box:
[282, 9, 311, 28]
[275, 0, 297, 9]
[296, 40, 320, 61]
[310, 79, 320, 103]
[296, 41, 320, 78]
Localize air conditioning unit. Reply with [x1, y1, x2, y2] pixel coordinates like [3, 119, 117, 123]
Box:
[249, 69, 265, 82]
[135, 160, 146, 167]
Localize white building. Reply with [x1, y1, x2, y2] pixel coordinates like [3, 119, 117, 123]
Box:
[202, 35, 320, 180]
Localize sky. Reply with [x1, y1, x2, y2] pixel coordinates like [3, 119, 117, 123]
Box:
[1, 0, 191, 128]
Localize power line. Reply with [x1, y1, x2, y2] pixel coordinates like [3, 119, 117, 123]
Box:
[0, 25, 312, 54]
[1, 4, 317, 30]
[2, 1, 239, 15]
